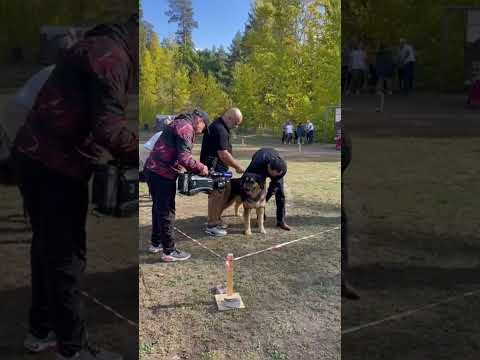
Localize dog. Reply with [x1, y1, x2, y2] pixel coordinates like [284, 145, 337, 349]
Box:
[221, 173, 267, 235]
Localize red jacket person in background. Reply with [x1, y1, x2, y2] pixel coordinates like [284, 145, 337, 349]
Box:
[144, 110, 209, 262]
[13, 15, 139, 360]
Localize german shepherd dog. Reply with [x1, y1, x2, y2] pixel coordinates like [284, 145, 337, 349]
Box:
[221, 173, 267, 235]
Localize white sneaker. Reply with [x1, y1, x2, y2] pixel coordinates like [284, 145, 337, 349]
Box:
[148, 244, 162, 254]
[161, 249, 191, 262]
[24, 331, 57, 353]
[204, 222, 228, 229]
[205, 226, 227, 237]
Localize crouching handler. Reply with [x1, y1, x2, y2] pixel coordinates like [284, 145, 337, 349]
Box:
[246, 148, 291, 231]
[144, 110, 209, 262]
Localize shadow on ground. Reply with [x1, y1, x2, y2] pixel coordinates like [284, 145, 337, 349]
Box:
[0, 267, 139, 360]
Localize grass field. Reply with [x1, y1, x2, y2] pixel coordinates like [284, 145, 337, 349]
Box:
[139, 145, 341, 360]
[341, 96, 480, 360]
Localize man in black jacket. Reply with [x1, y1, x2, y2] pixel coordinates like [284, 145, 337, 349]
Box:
[244, 148, 291, 231]
[200, 108, 245, 236]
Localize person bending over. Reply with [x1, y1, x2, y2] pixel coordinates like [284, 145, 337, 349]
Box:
[245, 148, 291, 231]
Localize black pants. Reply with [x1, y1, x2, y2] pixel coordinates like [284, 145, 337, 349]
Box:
[398, 68, 404, 91]
[145, 169, 176, 254]
[307, 131, 314, 144]
[16, 153, 88, 357]
[402, 62, 415, 94]
[267, 178, 286, 224]
[286, 134, 293, 144]
[341, 206, 348, 275]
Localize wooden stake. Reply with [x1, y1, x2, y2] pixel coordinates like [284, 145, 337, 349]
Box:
[215, 253, 245, 310]
[226, 253, 234, 297]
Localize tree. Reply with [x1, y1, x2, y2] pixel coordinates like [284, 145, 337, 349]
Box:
[226, 31, 245, 87]
[164, 0, 199, 72]
[190, 71, 231, 118]
[165, 0, 198, 48]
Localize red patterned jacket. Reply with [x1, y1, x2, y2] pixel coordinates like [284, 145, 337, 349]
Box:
[144, 114, 204, 180]
[14, 24, 138, 181]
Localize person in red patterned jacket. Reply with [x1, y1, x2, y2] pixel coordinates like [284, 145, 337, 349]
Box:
[144, 110, 209, 262]
[12, 15, 139, 360]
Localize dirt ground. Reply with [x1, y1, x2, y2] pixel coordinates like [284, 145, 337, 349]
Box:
[342, 93, 480, 360]
[139, 142, 341, 360]
[0, 65, 140, 360]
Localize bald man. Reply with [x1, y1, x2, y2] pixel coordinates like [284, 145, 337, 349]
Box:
[200, 107, 245, 236]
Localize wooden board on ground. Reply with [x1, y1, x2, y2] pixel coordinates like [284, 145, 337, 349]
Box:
[215, 293, 245, 311]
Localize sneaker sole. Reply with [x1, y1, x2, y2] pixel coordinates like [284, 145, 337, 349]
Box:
[148, 248, 163, 254]
[161, 255, 191, 262]
[24, 341, 57, 353]
[205, 230, 227, 237]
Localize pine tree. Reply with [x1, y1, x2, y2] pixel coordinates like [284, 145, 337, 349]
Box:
[164, 0, 199, 72]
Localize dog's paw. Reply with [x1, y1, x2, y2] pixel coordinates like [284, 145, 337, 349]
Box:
[244, 230, 252, 236]
[259, 228, 267, 234]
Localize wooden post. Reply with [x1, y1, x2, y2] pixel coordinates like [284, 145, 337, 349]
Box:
[226, 253, 234, 297]
[215, 252, 244, 310]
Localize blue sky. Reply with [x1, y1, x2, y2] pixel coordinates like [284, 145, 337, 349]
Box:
[142, 0, 252, 50]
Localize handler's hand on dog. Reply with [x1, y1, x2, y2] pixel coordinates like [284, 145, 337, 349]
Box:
[235, 165, 245, 174]
[200, 165, 209, 176]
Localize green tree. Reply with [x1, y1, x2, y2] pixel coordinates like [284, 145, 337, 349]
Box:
[190, 71, 231, 118]
[165, 0, 199, 72]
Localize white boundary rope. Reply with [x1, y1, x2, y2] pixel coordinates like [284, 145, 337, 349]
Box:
[234, 226, 340, 261]
[342, 288, 480, 335]
[174, 226, 224, 259]
[80, 291, 138, 328]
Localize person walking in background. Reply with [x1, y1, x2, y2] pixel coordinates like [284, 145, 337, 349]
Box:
[394, 45, 404, 92]
[281, 121, 287, 144]
[349, 42, 367, 95]
[375, 44, 394, 95]
[285, 121, 294, 144]
[305, 120, 315, 144]
[296, 122, 305, 144]
[399, 38, 416, 94]
[342, 41, 352, 94]
[293, 121, 298, 144]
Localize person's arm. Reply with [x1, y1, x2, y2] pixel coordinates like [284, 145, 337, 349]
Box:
[176, 126, 208, 175]
[266, 177, 279, 201]
[89, 60, 138, 166]
[216, 126, 245, 173]
[266, 170, 285, 201]
[218, 150, 244, 173]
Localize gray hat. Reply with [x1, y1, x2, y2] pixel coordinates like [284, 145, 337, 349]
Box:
[192, 109, 210, 132]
